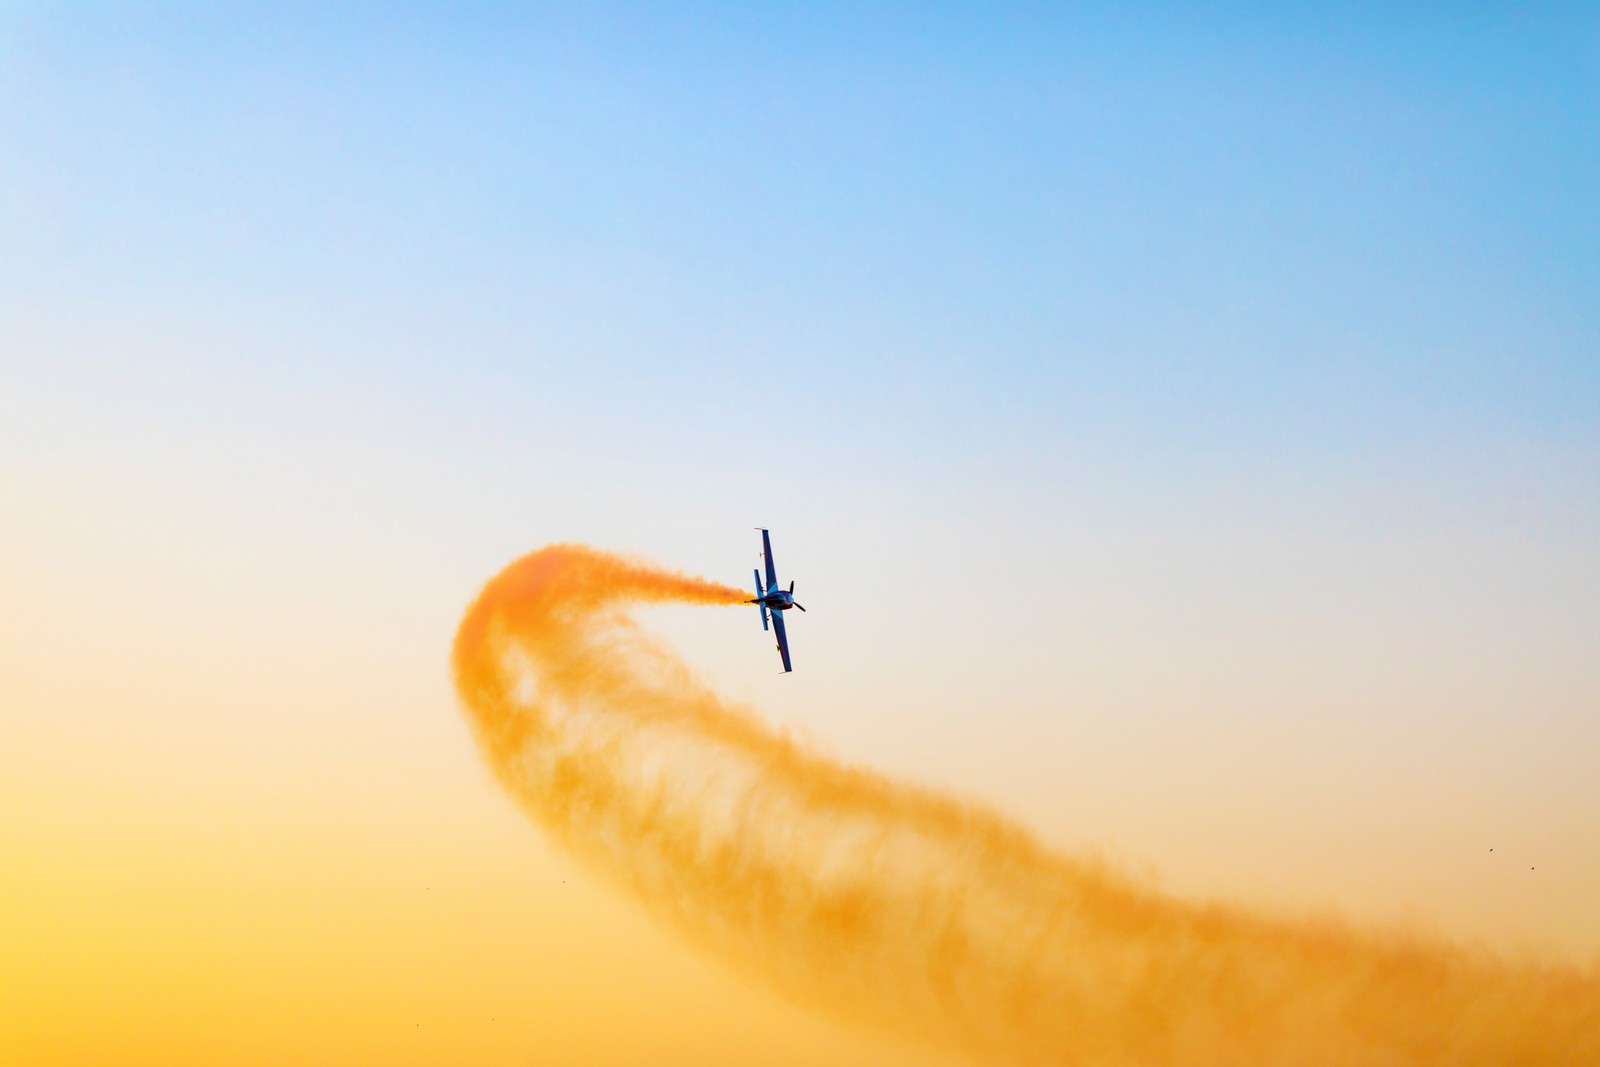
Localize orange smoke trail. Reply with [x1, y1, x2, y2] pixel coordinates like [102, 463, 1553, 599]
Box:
[452, 544, 1600, 1066]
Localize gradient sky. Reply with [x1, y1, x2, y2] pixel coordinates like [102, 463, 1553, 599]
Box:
[3, 5, 1598, 1065]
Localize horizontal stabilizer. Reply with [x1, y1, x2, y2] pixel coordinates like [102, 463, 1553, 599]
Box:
[754, 569, 768, 631]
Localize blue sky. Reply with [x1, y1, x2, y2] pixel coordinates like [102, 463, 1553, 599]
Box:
[7, 6, 1596, 475]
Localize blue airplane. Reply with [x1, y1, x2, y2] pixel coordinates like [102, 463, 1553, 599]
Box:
[746, 528, 805, 672]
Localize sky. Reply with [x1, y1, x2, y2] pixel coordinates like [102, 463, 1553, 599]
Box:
[2, 4, 1598, 1065]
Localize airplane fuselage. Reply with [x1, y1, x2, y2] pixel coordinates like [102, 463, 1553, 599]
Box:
[758, 590, 795, 611]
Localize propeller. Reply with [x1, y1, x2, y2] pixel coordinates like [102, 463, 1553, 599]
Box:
[789, 581, 806, 611]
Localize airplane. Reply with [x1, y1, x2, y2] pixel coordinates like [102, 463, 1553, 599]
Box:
[746, 528, 804, 672]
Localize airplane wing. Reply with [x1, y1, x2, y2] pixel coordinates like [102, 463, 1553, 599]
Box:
[770, 609, 793, 673]
[760, 528, 779, 592]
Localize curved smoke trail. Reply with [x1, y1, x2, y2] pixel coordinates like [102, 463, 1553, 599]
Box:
[452, 544, 1599, 1066]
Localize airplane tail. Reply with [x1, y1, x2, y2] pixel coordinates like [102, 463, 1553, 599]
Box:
[754, 569, 769, 631]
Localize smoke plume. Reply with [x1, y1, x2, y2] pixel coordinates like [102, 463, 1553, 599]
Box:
[451, 544, 1599, 1066]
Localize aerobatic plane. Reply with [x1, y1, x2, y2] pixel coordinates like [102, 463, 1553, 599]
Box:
[746, 528, 804, 672]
